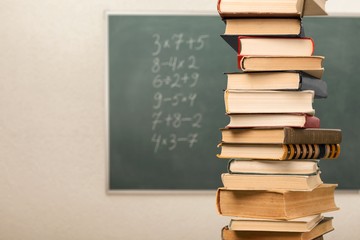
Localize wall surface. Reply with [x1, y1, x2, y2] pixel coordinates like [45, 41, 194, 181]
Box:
[1, 0, 359, 239]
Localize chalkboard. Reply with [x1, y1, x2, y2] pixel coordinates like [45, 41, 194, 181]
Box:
[107, 14, 360, 190]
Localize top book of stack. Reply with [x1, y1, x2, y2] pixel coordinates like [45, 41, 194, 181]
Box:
[217, 0, 327, 18]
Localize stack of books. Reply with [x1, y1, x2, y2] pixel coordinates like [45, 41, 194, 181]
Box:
[216, 0, 342, 239]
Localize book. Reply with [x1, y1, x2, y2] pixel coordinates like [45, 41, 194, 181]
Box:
[216, 184, 338, 219]
[228, 214, 324, 232]
[224, 90, 315, 114]
[238, 56, 324, 79]
[217, 143, 341, 160]
[222, 217, 332, 240]
[237, 37, 314, 58]
[228, 159, 319, 175]
[225, 72, 327, 99]
[221, 172, 322, 191]
[222, 18, 303, 42]
[220, 128, 342, 144]
[217, 0, 327, 18]
[226, 113, 320, 128]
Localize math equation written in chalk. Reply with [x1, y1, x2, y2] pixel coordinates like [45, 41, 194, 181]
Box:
[150, 33, 209, 153]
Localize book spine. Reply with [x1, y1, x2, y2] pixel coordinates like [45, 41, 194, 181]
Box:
[284, 128, 341, 144]
[309, 37, 315, 55]
[237, 56, 246, 70]
[283, 144, 340, 160]
[300, 74, 328, 98]
[215, 188, 223, 215]
[304, 115, 321, 128]
[217, 0, 222, 16]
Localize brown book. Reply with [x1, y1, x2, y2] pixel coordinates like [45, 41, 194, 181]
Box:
[224, 90, 315, 115]
[221, 172, 322, 191]
[220, 128, 342, 144]
[238, 56, 324, 79]
[226, 114, 320, 129]
[216, 184, 338, 220]
[228, 214, 324, 232]
[217, 143, 341, 160]
[222, 217, 332, 240]
[217, 0, 327, 18]
[224, 18, 302, 36]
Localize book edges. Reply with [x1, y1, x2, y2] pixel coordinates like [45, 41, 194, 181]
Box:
[221, 23, 305, 52]
[225, 114, 320, 129]
[221, 217, 333, 239]
[217, 0, 327, 18]
[238, 56, 324, 79]
[216, 185, 338, 219]
[224, 71, 327, 98]
[237, 36, 315, 55]
[221, 172, 323, 191]
[227, 159, 320, 175]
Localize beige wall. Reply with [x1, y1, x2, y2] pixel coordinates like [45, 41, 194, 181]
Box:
[1, 1, 359, 239]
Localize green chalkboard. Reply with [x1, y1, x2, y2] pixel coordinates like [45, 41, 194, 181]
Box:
[108, 14, 360, 190]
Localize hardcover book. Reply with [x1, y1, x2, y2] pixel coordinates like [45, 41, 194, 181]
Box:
[224, 90, 315, 114]
[216, 185, 338, 219]
[221, 218, 332, 240]
[223, 18, 303, 37]
[225, 113, 320, 128]
[217, 143, 341, 160]
[238, 56, 324, 79]
[225, 71, 327, 98]
[221, 172, 322, 191]
[217, 0, 327, 18]
[237, 37, 314, 58]
[227, 159, 319, 175]
[228, 214, 324, 232]
[220, 128, 342, 144]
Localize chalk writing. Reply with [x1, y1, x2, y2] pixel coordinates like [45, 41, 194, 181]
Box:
[150, 32, 208, 152]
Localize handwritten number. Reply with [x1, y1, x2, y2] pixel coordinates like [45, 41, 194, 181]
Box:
[152, 34, 162, 56]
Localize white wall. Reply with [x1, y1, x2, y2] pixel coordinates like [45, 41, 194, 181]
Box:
[1, 1, 359, 239]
